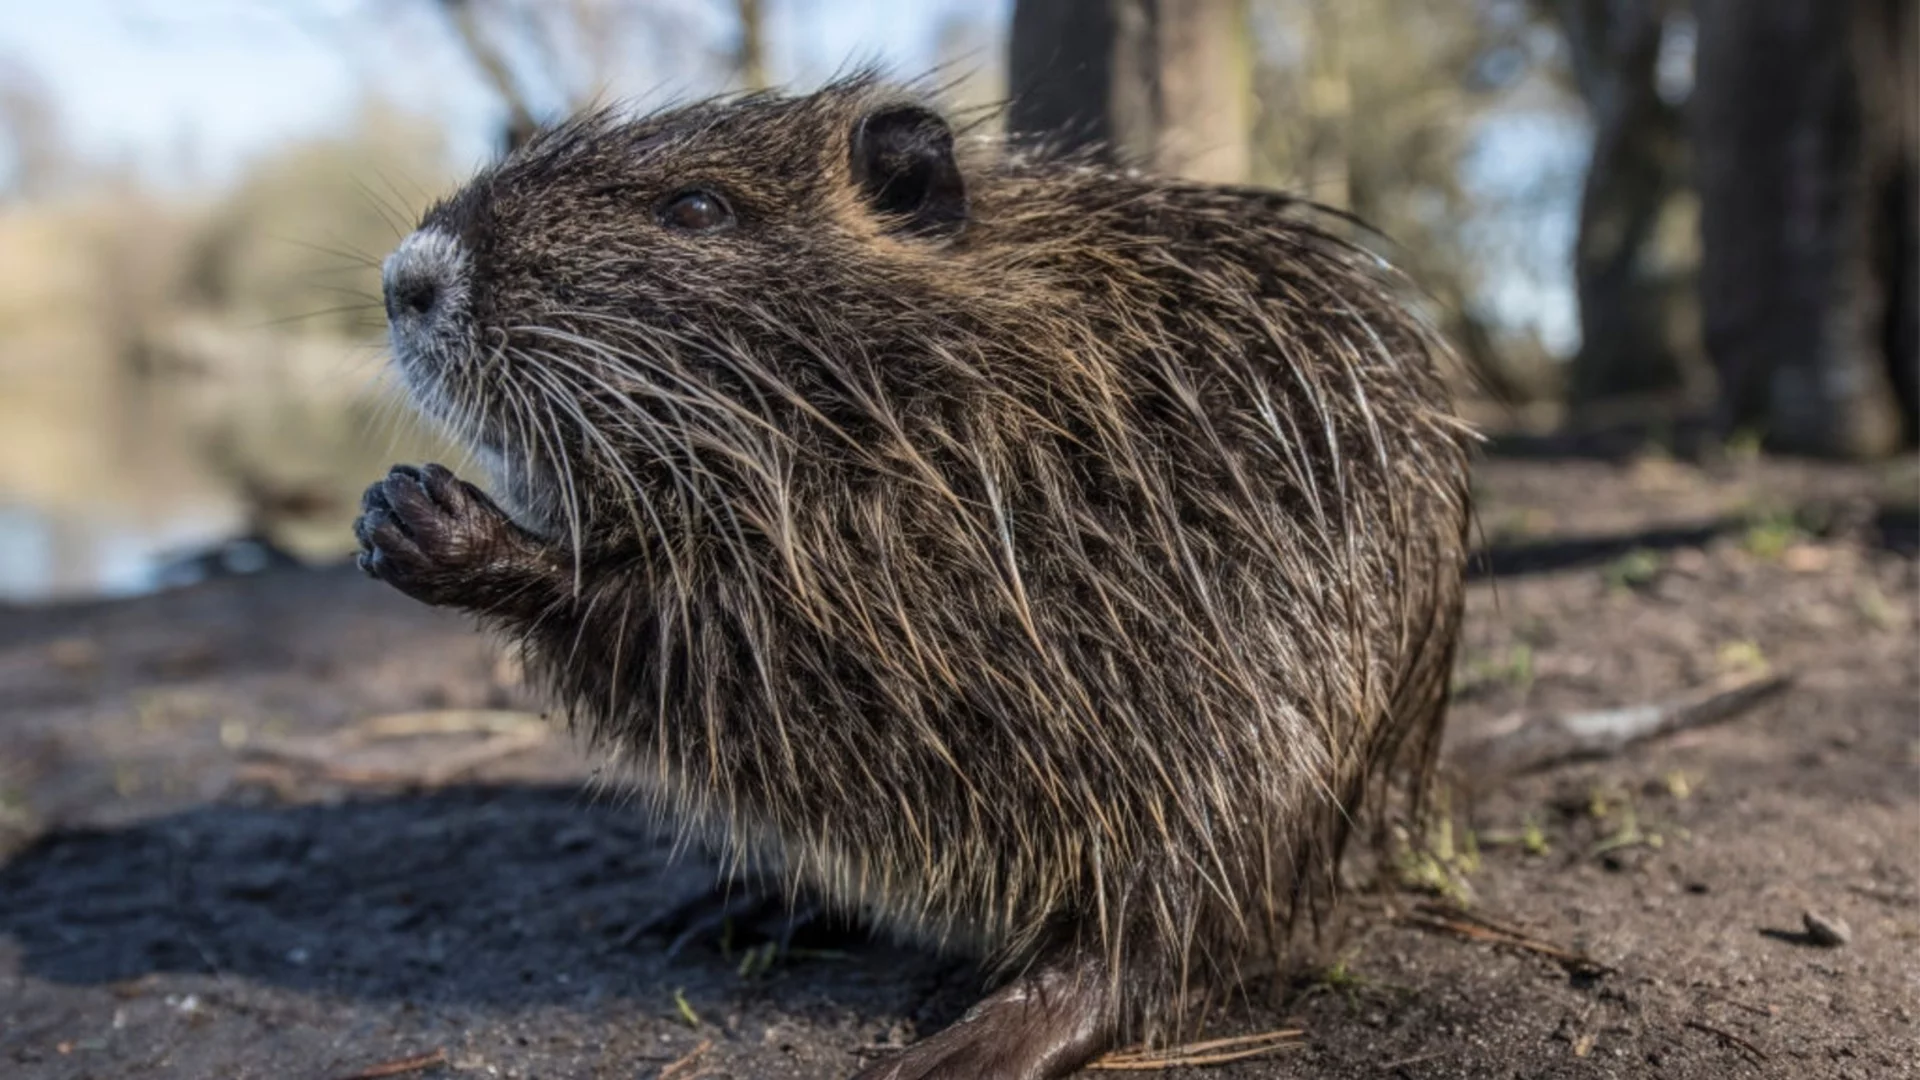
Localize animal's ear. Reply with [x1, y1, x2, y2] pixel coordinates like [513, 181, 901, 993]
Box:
[849, 104, 967, 239]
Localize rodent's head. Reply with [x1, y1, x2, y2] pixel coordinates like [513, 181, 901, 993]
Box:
[382, 76, 1006, 545]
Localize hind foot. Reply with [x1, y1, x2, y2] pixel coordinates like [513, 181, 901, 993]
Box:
[852, 952, 1112, 1080]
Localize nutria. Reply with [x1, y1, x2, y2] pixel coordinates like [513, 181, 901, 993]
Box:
[354, 74, 1474, 1079]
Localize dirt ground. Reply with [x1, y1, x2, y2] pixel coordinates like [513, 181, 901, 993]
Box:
[1, 454, 1916, 1080]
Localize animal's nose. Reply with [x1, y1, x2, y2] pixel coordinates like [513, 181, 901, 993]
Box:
[388, 273, 439, 321]
[381, 229, 465, 329]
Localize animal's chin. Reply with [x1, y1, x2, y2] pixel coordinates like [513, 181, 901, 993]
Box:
[472, 443, 565, 542]
[389, 341, 463, 429]
[387, 343, 561, 544]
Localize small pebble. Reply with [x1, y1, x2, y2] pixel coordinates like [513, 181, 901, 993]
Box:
[1803, 910, 1851, 947]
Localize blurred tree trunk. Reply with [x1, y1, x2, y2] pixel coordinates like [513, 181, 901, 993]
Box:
[1862, 0, 1919, 443]
[440, 0, 539, 153]
[1008, 0, 1253, 182]
[1550, 0, 1708, 407]
[1693, 0, 1916, 455]
[0, 59, 66, 200]
[1245, 0, 1564, 406]
[733, 0, 768, 90]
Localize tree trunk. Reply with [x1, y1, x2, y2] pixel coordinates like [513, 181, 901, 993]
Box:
[1861, 0, 1919, 442]
[439, 0, 539, 154]
[1008, 0, 1253, 183]
[1553, 0, 1708, 407]
[1693, 0, 1913, 456]
[734, 0, 768, 91]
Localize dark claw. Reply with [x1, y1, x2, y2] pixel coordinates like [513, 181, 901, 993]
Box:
[352, 462, 517, 607]
[352, 505, 387, 548]
[380, 475, 435, 540]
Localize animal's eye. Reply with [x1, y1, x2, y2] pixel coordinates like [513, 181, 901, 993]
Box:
[658, 189, 733, 233]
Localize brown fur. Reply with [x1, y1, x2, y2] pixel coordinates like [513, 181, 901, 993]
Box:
[365, 73, 1475, 1070]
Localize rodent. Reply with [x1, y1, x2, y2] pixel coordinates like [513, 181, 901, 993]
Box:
[353, 74, 1475, 1080]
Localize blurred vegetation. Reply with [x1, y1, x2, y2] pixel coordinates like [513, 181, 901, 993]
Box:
[1248, 0, 1575, 404]
[184, 101, 450, 339]
[0, 85, 456, 595]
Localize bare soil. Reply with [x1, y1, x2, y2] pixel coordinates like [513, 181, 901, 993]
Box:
[2, 455, 1916, 1080]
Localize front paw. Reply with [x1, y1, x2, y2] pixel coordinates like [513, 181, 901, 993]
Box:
[354, 463, 523, 608]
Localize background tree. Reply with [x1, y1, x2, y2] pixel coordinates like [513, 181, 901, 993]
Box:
[932, 10, 1009, 122]
[1007, 0, 1254, 183]
[0, 57, 64, 200]
[439, 0, 543, 152]
[1546, 0, 1710, 409]
[732, 0, 768, 91]
[1008, 0, 1583, 403]
[427, 0, 716, 153]
[1248, 0, 1574, 404]
[1692, 0, 1917, 456]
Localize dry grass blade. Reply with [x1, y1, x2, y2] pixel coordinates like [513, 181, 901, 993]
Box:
[238, 709, 550, 787]
[354, 710, 548, 738]
[418, 727, 551, 786]
[658, 1038, 714, 1079]
[1401, 902, 1613, 977]
[329, 1048, 448, 1080]
[1700, 991, 1779, 1019]
[1087, 1028, 1305, 1070]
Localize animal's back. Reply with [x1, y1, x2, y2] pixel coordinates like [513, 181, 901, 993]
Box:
[653, 155, 1475, 1013]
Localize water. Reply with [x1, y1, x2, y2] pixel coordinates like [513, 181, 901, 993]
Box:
[0, 319, 450, 606]
[0, 501, 243, 602]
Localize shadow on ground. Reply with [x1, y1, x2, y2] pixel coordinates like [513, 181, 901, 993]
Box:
[0, 784, 953, 1013]
[1470, 503, 1919, 580]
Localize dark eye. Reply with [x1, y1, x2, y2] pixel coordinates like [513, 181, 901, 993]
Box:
[658, 189, 733, 233]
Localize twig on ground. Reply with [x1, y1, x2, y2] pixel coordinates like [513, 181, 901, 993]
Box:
[1400, 901, 1613, 978]
[1448, 670, 1792, 786]
[330, 1048, 448, 1080]
[352, 710, 547, 738]
[1700, 991, 1779, 1018]
[237, 709, 549, 787]
[418, 727, 550, 786]
[1684, 1019, 1768, 1063]
[1087, 1028, 1304, 1070]
[659, 1038, 714, 1079]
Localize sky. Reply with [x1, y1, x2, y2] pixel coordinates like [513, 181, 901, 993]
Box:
[0, 0, 1575, 353]
[0, 0, 1008, 182]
